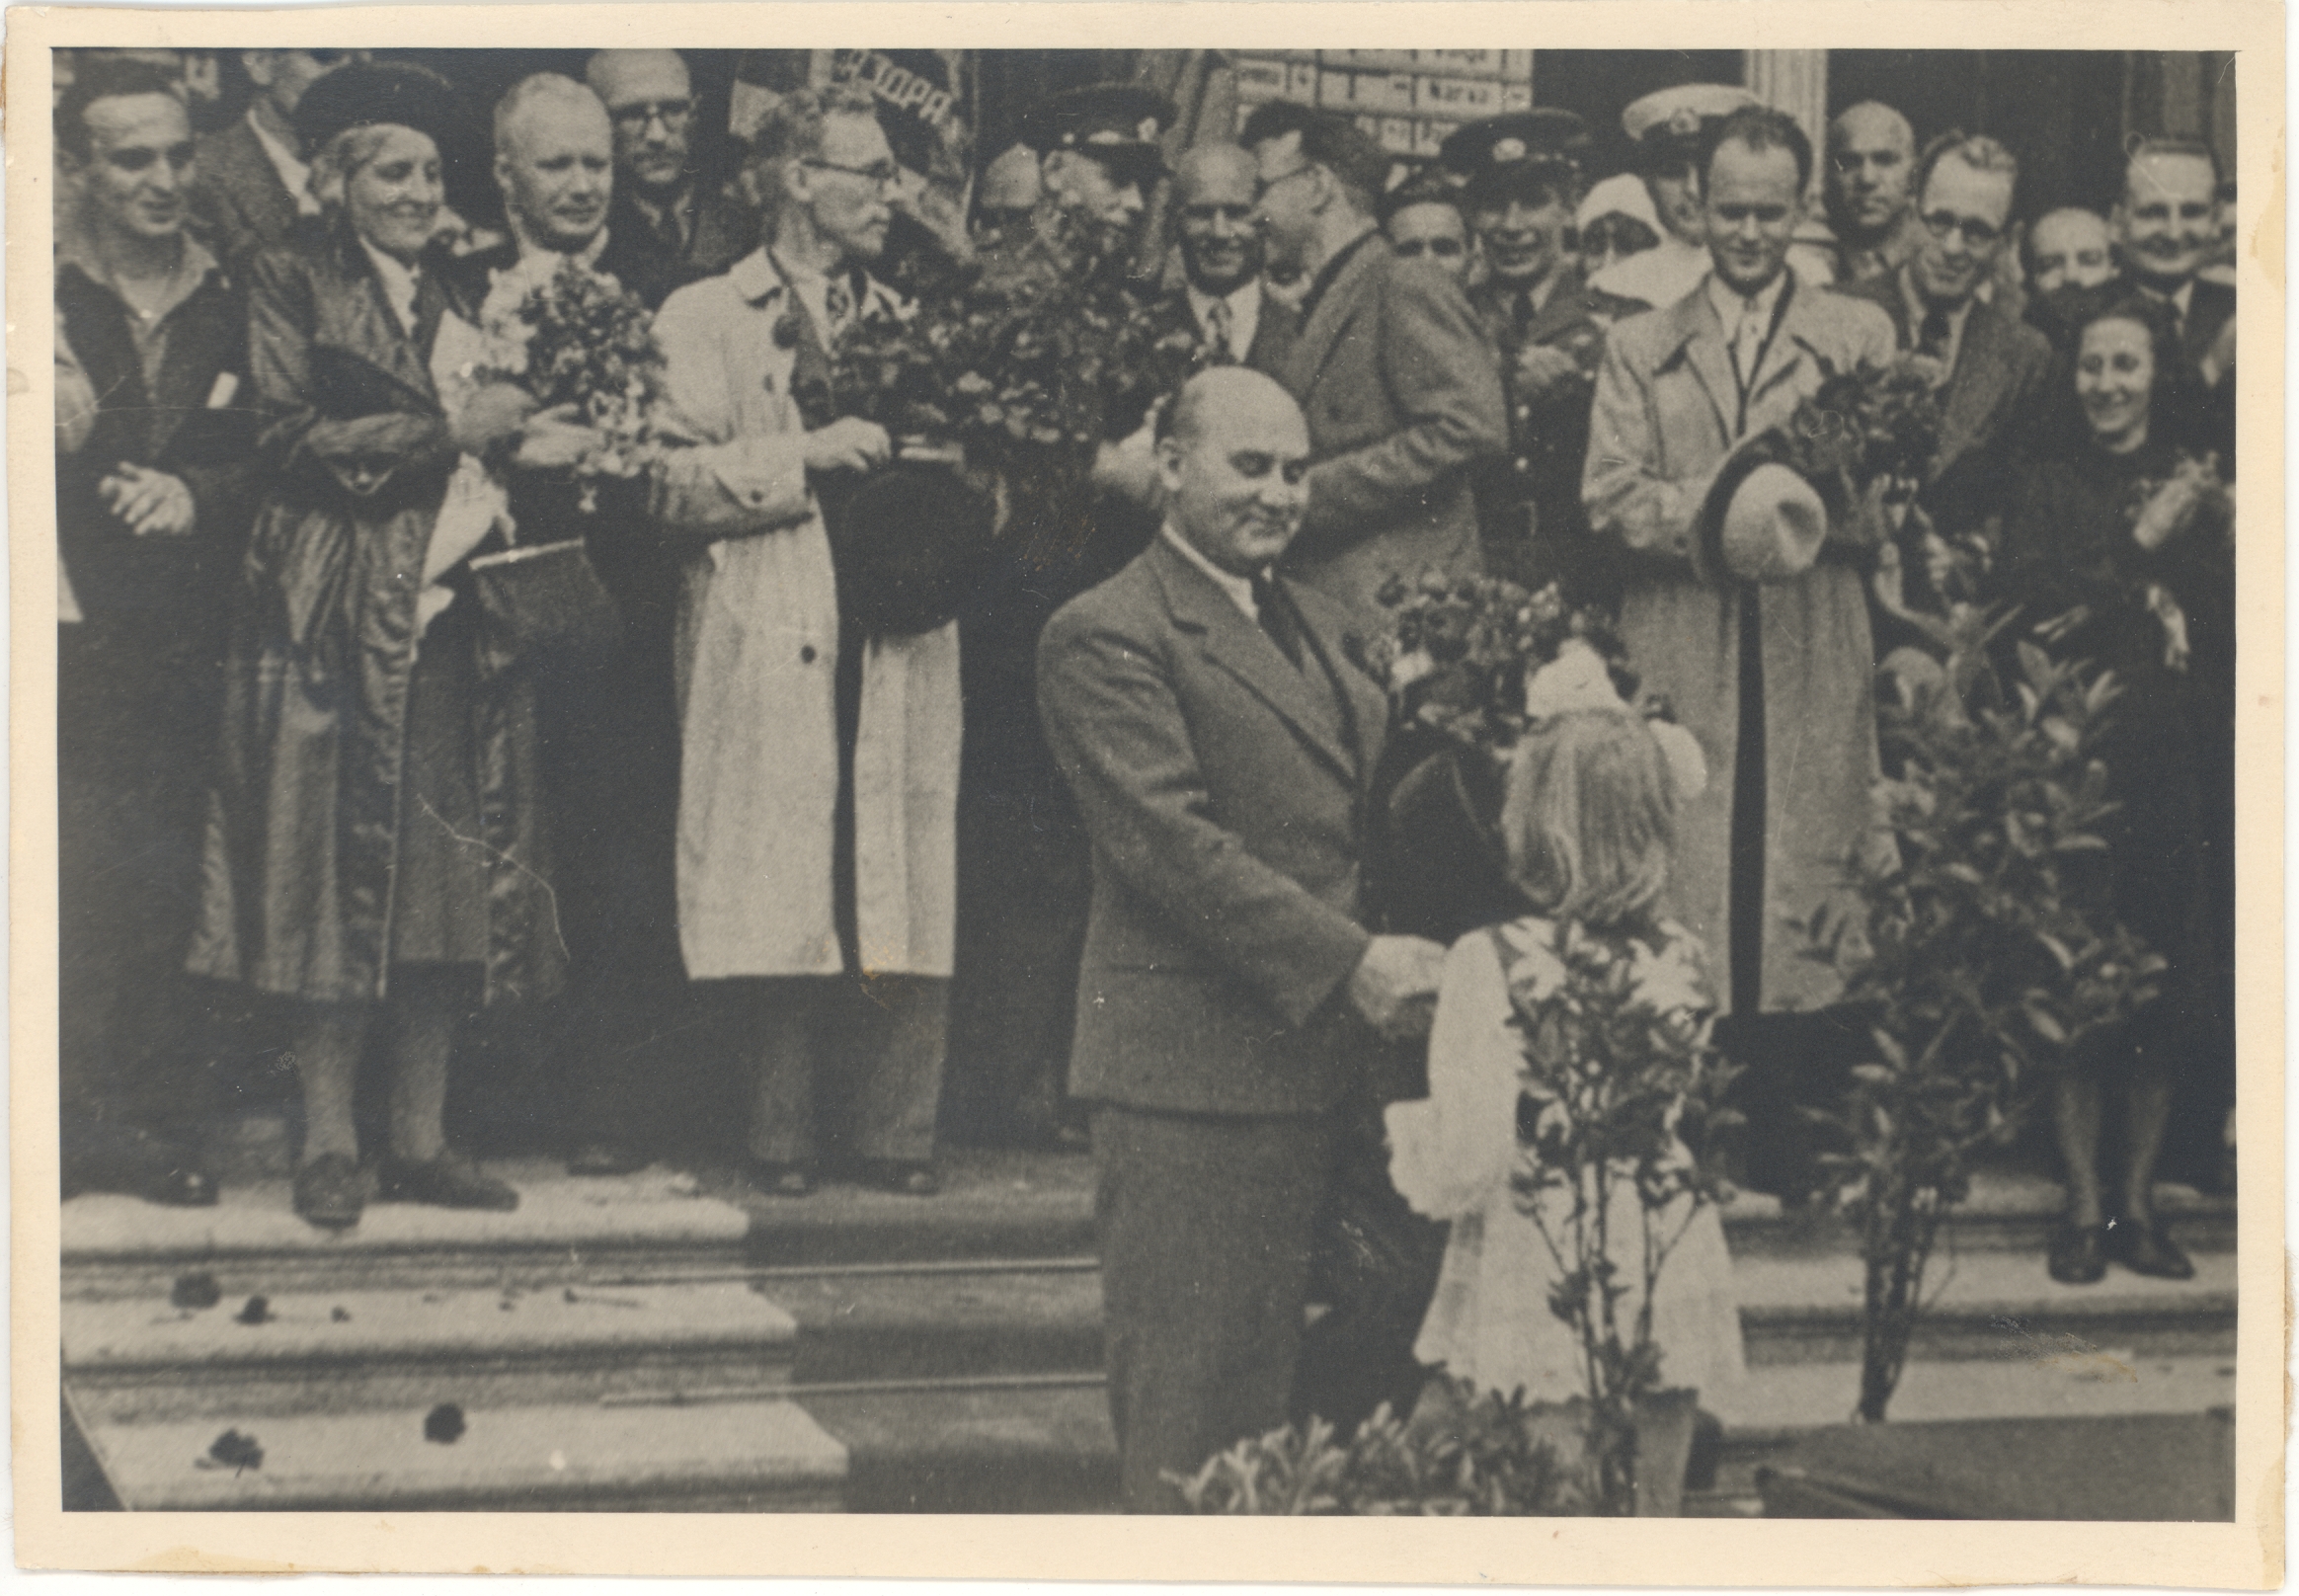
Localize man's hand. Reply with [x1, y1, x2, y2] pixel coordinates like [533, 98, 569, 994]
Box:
[100, 465, 197, 537]
[1347, 934, 1448, 1041]
[1512, 342, 1586, 402]
[804, 416, 894, 476]
[451, 381, 539, 455]
[514, 403, 607, 471]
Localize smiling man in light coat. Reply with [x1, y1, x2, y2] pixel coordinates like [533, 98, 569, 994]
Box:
[651, 86, 960, 1197]
[1584, 107, 1895, 1189]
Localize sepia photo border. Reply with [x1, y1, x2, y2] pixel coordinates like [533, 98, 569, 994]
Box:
[8, 2, 2285, 1582]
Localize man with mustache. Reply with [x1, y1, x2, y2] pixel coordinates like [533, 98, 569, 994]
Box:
[454, 74, 691, 1178]
[585, 49, 754, 309]
[1444, 110, 1638, 601]
[652, 85, 960, 1198]
[1823, 101, 1926, 286]
[192, 48, 363, 269]
[1586, 106, 1896, 1197]
[1039, 365, 1444, 1510]
[55, 58, 258, 1205]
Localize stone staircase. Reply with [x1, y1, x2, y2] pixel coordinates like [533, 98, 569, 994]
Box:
[61, 1151, 2235, 1514]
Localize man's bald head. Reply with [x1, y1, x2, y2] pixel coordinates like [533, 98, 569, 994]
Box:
[493, 73, 613, 252]
[1826, 100, 1917, 243]
[585, 48, 689, 108]
[1171, 141, 1262, 295]
[1156, 367, 1311, 577]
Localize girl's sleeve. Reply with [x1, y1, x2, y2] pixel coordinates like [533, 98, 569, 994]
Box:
[1385, 931, 1524, 1221]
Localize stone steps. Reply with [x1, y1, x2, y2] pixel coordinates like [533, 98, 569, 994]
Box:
[64, 1282, 795, 1426]
[74, 1393, 844, 1512]
[59, 1152, 2237, 1516]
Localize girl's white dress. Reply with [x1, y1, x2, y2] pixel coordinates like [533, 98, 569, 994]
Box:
[1385, 917, 1748, 1405]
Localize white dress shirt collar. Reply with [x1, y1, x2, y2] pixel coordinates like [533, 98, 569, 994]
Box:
[1160, 523, 1258, 620]
[1185, 278, 1262, 362]
[1704, 268, 1789, 340]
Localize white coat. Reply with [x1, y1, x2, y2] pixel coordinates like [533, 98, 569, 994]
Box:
[651, 250, 961, 981]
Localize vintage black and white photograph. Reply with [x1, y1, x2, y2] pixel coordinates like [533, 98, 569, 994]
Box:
[15, 6, 2278, 1572]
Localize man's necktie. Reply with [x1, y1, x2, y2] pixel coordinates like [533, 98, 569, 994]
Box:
[1917, 302, 1954, 364]
[1204, 296, 1236, 363]
[1249, 569, 1304, 669]
[1513, 288, 1536, 341]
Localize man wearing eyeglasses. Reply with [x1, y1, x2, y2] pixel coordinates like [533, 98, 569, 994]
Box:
[191, 47, 363, 269]
[1242, 101, 1506, 623]
[585, 49, 754, 308]
[649, 84, 959, 1200]
[1840, 132, 2051, 544]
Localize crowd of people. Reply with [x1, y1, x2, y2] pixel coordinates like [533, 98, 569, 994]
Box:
[55, 47, 2236, 1502]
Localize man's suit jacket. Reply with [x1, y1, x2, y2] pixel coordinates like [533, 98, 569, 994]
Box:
[192, 118, 304, 272]
[601, 183, 758, 311]
[1839, 272, 2054, 526]
[1276, 233, 1508, 619]
[1142, 279, 1298, 376]
[1039, 534, 1388, 1118]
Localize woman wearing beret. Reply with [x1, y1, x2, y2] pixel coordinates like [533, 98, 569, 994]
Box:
[1999, 288, 2234, 1285]
[189, 61, 564, 1229]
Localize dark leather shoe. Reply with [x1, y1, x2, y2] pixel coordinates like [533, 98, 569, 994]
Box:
[293, 1153, 367, 1231]
[864, 1159, 940, 1196]
[2106, 1221, 2195, 1280]
[748, 1161, 813, 1198]
[2047, 1223, 2107, 1285]
[375, 1154, 519, 1212]
[567, 1143, 650, 1177]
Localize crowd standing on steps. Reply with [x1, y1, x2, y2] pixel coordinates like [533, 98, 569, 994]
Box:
[52, 48, 2238, 1503]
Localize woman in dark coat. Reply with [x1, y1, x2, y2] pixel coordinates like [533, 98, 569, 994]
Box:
[1999, 288, 2234, 1287]
[188, 63, 564, 1229]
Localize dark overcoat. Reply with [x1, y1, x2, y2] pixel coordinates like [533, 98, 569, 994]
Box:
[188, 223, 565, 1006]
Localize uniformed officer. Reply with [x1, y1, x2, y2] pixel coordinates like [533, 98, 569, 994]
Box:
[1442, 109, 1634, 603]
[1012, 81, 1174, 251]
[1590, 83, 1760, 309]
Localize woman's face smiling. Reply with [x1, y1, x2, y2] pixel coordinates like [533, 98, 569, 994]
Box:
[2075, 317, 2156, 452]
[347, 124, 443, 263]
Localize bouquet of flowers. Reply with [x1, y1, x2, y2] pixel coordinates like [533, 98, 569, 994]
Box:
[828, 207, 1205, 480]
[473, 256, 667, 513]
[1362, 571, 1648, 754]
[1781, 354, 1948, 501]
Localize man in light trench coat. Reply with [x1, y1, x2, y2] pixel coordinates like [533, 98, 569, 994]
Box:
[1584, 106, 1896, 1192]
[650, 85, 961, 1196]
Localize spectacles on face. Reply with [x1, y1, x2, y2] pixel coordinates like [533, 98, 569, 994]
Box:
[1391, 236, 1465, 261]
[1922, 209, 2003, 248]
[1253, 163, 1317, 205]
[808, 157, 903, 196]
[609, 98, 693, 134]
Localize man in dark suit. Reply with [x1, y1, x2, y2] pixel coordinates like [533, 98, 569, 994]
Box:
[57, 60, 259, 1203]
[1145, 141, 1297, 373]
[1040, 367, 1447, 1511]
[1839, 132, 2054, 549]
[584, 49, 755, 308]
[1242, 103, 1508, 623]
[452, 74, 690, 1175]
[2112, 137, 2234, 454]
[1444, 110, 1640, 603]
[190, 48, 361, 269]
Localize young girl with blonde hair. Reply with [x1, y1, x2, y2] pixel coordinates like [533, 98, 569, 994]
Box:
[1385, 644, 1745, 1405]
